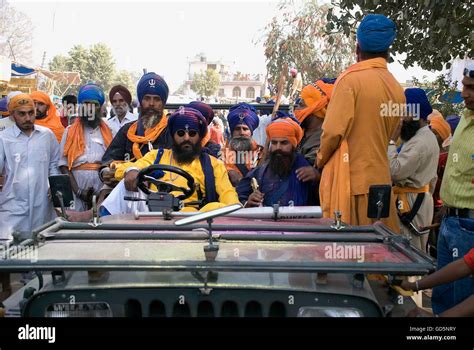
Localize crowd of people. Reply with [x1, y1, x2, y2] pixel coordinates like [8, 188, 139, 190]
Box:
[0, 14, 473, 315]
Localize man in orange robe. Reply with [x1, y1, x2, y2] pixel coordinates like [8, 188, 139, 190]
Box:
[30, 90, 65, 143]
[316, 14, 405, 232]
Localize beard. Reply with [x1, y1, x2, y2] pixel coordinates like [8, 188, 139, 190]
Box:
[81, 112, 102, 129]
[112, 105, 127, 117]
[140, 107, 162, 129]
[36, 110, 47, 119]
[229, 136, 252, 152]
[172, 140, 202, 164]
[400, 119, 421, 142]
[268, 150, 295, 178]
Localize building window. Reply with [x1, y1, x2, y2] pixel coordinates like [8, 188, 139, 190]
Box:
[207, 64, 217, 70]
[246, 87, 255, 99]
[218, 88, 225, 97]
[232, 87, 241, 97]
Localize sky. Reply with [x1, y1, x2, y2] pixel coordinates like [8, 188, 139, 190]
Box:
[9, 0, 440, 94]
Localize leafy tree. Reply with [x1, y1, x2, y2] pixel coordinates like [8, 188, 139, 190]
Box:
[111, 70, 140, 98]
[260, 1, 356, 92]
[326, 0, 473, 71]
[49, 43, 118, 95]
[412, 74, 464, 117]
[190, 69, 221, 98]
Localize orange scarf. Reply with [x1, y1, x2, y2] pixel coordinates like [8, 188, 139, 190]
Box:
[31, 91, 65, 143]
[127, 114, 168, 160]
[319, 58, 387, 222]
[63, 119, 113, 170]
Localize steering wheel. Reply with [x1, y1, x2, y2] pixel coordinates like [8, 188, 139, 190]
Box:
[136, 164, 195, 200]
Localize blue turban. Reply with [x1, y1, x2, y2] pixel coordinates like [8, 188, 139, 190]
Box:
[404, 88, 432, 121]
[78, 83, 105, 106]
[187, 101, 214, 125]
[446, 115, 461, 134]
[227, 102, 259, 135]
[0, 97, 8, 115]
[137, 72, 169, 105]
[168, 107, 207, 138]
[357, 14, 397, 52]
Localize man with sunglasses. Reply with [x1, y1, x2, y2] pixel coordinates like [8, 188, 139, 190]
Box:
[91, 107, 239, 217]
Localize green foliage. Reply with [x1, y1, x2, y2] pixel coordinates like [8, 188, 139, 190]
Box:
[327, 0, 473, 71]
[49, 43, 138, 98]
[411, 74, 464, 117]
[190, 69, 221, 98]
[260, 1, 356, 92]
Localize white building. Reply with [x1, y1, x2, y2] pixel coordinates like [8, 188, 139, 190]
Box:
[183, 53, 264, 101]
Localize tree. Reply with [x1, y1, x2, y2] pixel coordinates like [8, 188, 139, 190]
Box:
[190, 69, 221, 98]
[111, 70, 140, 98]
[0, 0, 33, 63]
[260, 1, 356, 92]
[326, 0, 473, 71]
[411, 74, 464, 117]
[49, 43, 118, 95]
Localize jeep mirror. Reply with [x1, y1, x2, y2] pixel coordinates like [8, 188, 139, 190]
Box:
[367, 185, 392, 220]
[48, 175, 74, 219]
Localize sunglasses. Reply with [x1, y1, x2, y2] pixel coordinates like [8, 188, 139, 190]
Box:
[464, 68, 474, 78]
[176, 129, 198, 137]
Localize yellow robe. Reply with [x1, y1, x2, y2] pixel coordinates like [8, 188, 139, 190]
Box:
[114, 149, 240, 212]
[317, 58, 405, 232]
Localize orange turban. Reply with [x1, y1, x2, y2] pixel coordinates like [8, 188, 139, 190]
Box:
[430, 115, 451, 142]
[266, 117, 303, 148]
[30, 91, 64, 143]
[8, 94, 35, 111]
[294, 80, 334, 123]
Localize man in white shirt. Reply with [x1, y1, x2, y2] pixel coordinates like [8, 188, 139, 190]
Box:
[105, 85, 137, 137]
[0, 94, 60, 242]
[59, 84, 113, 211]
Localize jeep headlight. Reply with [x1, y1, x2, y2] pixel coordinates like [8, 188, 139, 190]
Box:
[297, 307, 363, 317]
[45, 302, 113, 317]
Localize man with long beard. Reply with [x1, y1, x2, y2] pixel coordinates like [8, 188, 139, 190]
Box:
[388, 88, 439, 251]
[222, 103, 262, 187]
[59, 84, 113, 211]
[237, 116, 318, 207]
[100, 72, 172, 187]
[97, 107, 239, 216]
[30, 90, 65, 143]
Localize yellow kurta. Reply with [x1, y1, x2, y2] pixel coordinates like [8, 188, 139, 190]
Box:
[114, 149, 239, 212]
[317, 58, 405, 232]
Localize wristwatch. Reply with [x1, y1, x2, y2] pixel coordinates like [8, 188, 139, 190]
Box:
[389, 140, 396, 146]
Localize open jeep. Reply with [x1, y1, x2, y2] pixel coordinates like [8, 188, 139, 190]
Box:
[0, 160, 435, 318]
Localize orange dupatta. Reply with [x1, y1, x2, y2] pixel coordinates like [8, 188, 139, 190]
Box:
[127, 114, 168, 160]
[63, 119, 113, 170]
[318, 58, 387, 222]
[31, 91, 65, 143]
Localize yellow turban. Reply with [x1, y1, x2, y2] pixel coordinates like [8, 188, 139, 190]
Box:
[8, 94, 35, 112]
